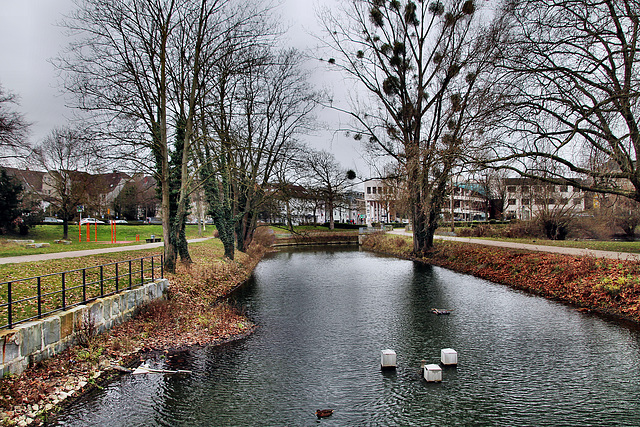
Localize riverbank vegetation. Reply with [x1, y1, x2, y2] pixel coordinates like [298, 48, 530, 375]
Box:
[363, 233, 640, 324]
[445, 217, 640, 251]
[0, 236, 268, 426]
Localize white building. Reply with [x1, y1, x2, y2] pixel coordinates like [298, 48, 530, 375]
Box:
[363, 179, 407, 225]
[442, 183, 488, 222]
[503, 178, 591, 220]
[262, 185, 365, 226]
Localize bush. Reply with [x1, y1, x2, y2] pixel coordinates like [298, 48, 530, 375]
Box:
[252, 226, 275, 247]
[455, 221, 539, 239]
[568, 216, 612, 240]
[0, 168, 23, 234]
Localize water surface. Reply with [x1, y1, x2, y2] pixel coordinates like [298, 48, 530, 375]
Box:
[55, 246, 640, 426]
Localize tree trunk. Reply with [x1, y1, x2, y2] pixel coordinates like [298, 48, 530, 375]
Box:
[235, 212, 253, 252]
[201, 156, 235, 260]
[407, 143, 428, 254]
[286, 199, 294, 232]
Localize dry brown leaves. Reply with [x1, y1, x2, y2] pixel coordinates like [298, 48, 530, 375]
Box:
[364, 234, 640, 323]
[0, 239, 267, 426]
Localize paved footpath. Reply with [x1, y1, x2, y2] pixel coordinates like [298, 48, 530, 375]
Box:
[0, 237, 212, 265]
[2, 233, 639, 265]
[388, 229, 640, 262]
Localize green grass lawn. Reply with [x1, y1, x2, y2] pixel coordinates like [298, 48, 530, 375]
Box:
[0, 224, 216, 257]
[0, 239, 223, 328]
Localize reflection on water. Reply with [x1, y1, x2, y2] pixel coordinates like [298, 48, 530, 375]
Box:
[55, 246, 640, 426]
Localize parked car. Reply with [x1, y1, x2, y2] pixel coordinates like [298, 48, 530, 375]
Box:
[43, 217, 63, 224]
[114, 219, 128, 224]
[80, 217, 105, 225]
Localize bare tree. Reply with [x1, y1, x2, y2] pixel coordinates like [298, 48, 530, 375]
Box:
[30, 127, 94, 239]
[488, 0, 640, 203]
[60, 0, 181, 268]
[303, 149, 353, 230]
[199, 40, 317, 257]
[197, 11, 278, 260]
[320, 0, 504, 253]
[272, 141, 312, 231]
[233, 48, 318, 250]
[59, 0, 252, 271]
[0, 83, 30, 160]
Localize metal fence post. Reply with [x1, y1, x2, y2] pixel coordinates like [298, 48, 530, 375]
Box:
[7, 281, 12, 329]
[37, 277, 42, 319]
[1, 254, 165, 330]
[62, 272, 66, 310]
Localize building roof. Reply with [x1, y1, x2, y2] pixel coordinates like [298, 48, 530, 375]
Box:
[3, 167, 45, 192]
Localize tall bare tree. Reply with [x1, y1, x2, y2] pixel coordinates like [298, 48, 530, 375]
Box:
[196, 10, 278, 260]
[303, 149, 353, 229]
[320, 0, 503, 253]
[198, 39, 317, 257]
[488, 0, 640, 202]
[233, 48, 317, 250]
[30, 127, 94, 239]
[60, 0, 180, 269]
[0, 83, 30, 160]
[60, 0, 255, 271]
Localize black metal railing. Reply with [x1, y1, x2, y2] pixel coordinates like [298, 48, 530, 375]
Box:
[0, 254, 163, 329]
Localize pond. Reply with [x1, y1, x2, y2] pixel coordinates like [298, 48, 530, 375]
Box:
[54, 246, 640, 426]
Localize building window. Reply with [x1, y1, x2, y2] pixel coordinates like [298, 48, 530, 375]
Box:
[367, 187, 371, 194]
[508, 199, 516, 206]
[560, 185, 568, 192]
[507, 186, 516, 193]
[522, 198, 530, 205]
[522, 186, 529, 193]
[372, 187, 376, 194]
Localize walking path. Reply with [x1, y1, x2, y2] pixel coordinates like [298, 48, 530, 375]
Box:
[0, 237, 212, 265]
[388, 229, 640, 262]
[2, 232, 639, 265]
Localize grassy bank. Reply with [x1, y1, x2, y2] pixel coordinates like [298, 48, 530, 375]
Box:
[448, 235, 640, 254]
[0, 238, 267, 426]
[0, 224, 216, 257]
[363, 233, 640, 324]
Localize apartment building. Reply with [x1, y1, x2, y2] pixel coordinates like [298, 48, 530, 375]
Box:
[503, 178, 591, 220]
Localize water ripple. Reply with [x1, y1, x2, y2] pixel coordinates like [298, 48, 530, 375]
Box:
[56, 247, 640, 426]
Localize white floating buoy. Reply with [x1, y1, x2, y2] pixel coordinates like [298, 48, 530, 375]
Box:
[441, 348, 458, 366]
[424, 364, 442, 382]
[380, 349, 397, 369]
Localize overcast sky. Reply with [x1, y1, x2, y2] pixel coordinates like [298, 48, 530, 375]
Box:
[0, 0, 370, 177]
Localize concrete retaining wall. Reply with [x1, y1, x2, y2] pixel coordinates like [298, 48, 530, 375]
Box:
[0, 278, 169, 376]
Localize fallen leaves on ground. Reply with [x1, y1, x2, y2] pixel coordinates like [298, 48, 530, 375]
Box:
[363, 233, 640, 323]
[0, 239, 267, 426]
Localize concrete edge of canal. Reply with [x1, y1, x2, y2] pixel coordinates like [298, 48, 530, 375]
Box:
[0, 279, 169, 376]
